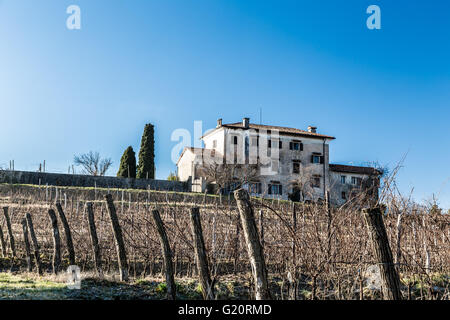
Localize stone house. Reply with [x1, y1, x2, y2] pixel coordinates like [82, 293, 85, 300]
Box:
[176, 117, 380, 205]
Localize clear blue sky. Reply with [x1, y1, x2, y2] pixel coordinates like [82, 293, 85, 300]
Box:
[0, 0, 449, 209]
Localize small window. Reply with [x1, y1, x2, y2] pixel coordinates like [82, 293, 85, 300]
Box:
[268, 183, 282, 195]
[311, 176, 321, 188]
[249, 182, 261, 194]
[212, 140, 217, 148]
[233, 136, 238, 145]
[312, 155, 321, 164]
[268, 139, 272, 148]
[293, 162, 300, 174]
[279, 141, 282, 149]
[340, 176, 346, 184]
[341, 192, 346, 200]
[351, 176, 362, 185]
[290, 141, 303, 151]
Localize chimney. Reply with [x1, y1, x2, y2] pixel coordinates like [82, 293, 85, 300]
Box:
[217, 118, 222, 128]
[308, 126, 317, 133]
[243, 117, 250, 129]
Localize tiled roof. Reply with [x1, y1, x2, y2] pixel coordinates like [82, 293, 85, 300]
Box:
[329, 164, 381, 175]
[221, 122, 336, 140]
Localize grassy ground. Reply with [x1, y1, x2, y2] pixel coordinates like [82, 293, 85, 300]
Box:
[0, 272, 256, 300]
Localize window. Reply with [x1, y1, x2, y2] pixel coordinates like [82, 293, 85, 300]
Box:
[351, 177, 362, 185]
[312, 154, 324, 164]
[249, 182, 262, 194]
[233, 136, 238, 145]
[268, 139, 272, 148]
[340, 176, 346, 184]
[289, 141, 303, 151]
[268, 183, 283, 195]
[311, 176, 321, 188]
[279, 141, 282, 149]
[251, 137, 259, 146]
[341, 192, 347, 200]
[212, 140, 217, 148]
[293, 161, 300, 174]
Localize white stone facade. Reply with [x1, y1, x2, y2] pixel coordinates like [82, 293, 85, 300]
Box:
[177, 118, 379, 205]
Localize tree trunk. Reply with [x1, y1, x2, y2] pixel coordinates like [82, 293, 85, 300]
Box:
[2, 207, 16, 257]
[21, 218, 32, 272]
[25, 213, 43, 275]
[234, 189, 271, 300]
[56, 202, 76, 265]
[105, 194, 129, 281]
[190, 207, 215, 300]
[86, 202, 102, 276]
[48, 209, 61, 274]
[362, 207, 402, 300]
[152, 209, 176, 300]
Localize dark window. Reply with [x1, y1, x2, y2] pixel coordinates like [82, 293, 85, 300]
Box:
[351, 176, 363, 185]
[279, 141, 282, 149]
[233, 136, 238, 144]
[293, 162, 300, 174]
[341, 192, 346, 200]
[312, 155, 321, 164]
[290, 141, 303, 151]
[249, 182, 261, 194]
[311, 176, 321, 188]
[340, 176, 346, 184]
[268, 139, 272, 148]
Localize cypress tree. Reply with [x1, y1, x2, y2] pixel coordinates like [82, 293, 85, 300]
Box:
[117, 146, 136, 178]
[137, 123, 155, 179]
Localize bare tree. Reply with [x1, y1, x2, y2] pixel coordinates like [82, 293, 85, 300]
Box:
[74, 151, 112, 176]
[201, 162, 259, 194]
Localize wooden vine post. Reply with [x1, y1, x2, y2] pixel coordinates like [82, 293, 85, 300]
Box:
[190, 207, 215, 300]
[21, 218, 33, 272]
[152, 209, 176, 300]
[86, 203, 102, 276]
[56, 202, 76, 265]
[48, 209, 62, 274]
[105, 194, 129, 281]
[234, 189, 272, 300]
[25, 213, 43, 275]
[362, 207, 402, 300]
[3, 207, 16, 257]
[0, 224, 6, 257]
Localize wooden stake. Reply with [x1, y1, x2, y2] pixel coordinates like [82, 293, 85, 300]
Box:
[25, 213, 43, 275]
[48, 209, 61, 274]
[56, 202, 76, 265]
[234, 189, 271, 300]
[86, 203, 102, 276]
[152, 209, 176, 300]
[190, 207, 215, 300]
[362, 207, 402, 300]
[21, 218, 32, 272]
[105, 194, 129, 281]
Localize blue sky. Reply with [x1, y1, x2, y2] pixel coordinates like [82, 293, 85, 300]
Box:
[0, 0, 449, 209]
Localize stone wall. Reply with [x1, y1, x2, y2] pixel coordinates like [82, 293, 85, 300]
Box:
[0, 170, 188, 192]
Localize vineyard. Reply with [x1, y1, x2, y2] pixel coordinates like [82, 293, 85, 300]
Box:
[0, 183, 448, 300]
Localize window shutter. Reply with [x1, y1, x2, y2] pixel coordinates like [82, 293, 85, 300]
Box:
[320, 156, 324, 164]
[268, 184, 272, 195]
[279, 184, 283, 195]
[300, 143, 303, 151]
